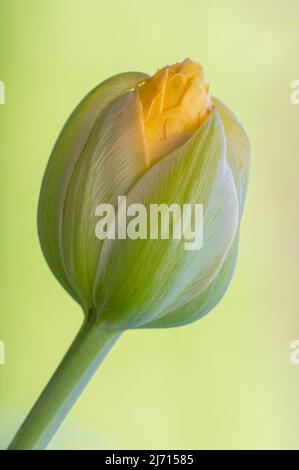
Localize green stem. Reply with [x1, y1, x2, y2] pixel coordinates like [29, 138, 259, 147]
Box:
[8, 315, 121, 450]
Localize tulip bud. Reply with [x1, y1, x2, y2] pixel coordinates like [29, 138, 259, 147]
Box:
[9, 59, 250, 451]
[38, 59, 250, 330]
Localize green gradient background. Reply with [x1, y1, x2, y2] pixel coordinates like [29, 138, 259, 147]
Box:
[1, 0, 299, 450]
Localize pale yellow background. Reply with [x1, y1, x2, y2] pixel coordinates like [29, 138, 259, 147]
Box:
[0, 0, 299, 449]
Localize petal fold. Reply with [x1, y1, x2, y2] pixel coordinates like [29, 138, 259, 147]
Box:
[213, 97, 250, 215]
[38, 72, 148, 306]
[61, 90, 148, 307]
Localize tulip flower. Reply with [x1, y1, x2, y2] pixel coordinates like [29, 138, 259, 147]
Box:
[8, 59, 250, 450]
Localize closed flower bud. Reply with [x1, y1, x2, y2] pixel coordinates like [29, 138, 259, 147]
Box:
[9, 59, 250, 451]
[38, 59, 250, 330]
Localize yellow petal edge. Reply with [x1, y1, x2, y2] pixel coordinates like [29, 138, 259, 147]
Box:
[138, 58, 213, 163]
